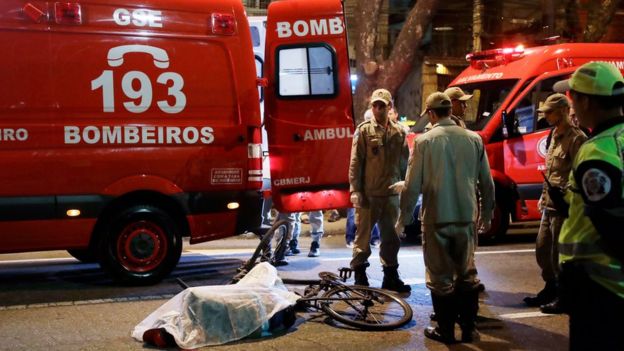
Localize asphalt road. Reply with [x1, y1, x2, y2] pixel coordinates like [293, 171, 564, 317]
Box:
[0, 218, 568, 351]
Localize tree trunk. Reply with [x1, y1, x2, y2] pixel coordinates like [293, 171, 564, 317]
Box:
[473, 0, 483, 52]
[353, 0, 439, 124]
[583, 0, 622, 42]
[353, 0, 384, 124]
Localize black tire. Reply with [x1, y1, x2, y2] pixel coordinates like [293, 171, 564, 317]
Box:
[320, 286, 413, 330]
[67, 248, 98, 263]
[479, 200, 510, 243]
[97, 205, 182, 285]
[231, 219, 291, 283]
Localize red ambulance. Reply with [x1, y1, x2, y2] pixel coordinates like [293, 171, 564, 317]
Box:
[0, 0, 353, 284]
[411, 43, 624, 240]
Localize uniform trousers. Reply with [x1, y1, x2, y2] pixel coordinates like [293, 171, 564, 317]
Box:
[560, 262, 624, 351]
[350, 195, 400, 268]
[422, 222, 479, 296]
[536, 210, 565, 281]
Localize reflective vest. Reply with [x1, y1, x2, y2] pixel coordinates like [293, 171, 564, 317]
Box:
[559, 122, 624, 298]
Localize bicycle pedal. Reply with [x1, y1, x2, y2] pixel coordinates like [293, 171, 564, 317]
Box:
[338, 267, 353, 281]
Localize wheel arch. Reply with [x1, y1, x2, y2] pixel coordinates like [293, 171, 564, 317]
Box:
[90, 190, 190, 251]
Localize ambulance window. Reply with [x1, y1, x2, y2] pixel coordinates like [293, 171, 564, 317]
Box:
[277, 44, 337, 98]
[508, 75, 565, 135]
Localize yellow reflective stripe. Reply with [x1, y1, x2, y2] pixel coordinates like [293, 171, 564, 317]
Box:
[583, 261, 624, 282]
[559, 242, 603, 256]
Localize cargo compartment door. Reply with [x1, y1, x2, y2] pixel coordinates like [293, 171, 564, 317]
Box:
[264, 0, 354, 212]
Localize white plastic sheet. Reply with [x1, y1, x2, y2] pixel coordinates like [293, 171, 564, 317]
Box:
[132, 262, 299, 348]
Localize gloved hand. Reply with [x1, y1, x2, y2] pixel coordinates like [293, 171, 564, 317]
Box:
[394, 222, 406, 238]
[547, 186, 569, 217]
[388, 181, 406, 194]
[350, 192, 362, 208]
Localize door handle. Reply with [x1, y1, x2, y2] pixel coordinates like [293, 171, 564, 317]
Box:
[293, 133, 302, 142]
[23, 3, 46, 23]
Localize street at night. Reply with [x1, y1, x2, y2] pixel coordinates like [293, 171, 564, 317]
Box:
[0, 220, 569, 351]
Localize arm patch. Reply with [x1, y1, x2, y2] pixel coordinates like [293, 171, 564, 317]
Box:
[575, 160, 622, 207]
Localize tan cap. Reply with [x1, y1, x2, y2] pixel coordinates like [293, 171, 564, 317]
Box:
[444, 87, 473, 101]
[421, 92, 452, 116]
[370, 88, 392, 105]
[537, 93, 570, 113]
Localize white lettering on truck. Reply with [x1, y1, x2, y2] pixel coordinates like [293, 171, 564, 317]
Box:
[113, 8, 163, 28]
[0, 128, 28, 142]
[303, 127, 353, 141]
[273, 177, 311, 186]
[277, 17, 344, 38]
[64, 126, 214, 145]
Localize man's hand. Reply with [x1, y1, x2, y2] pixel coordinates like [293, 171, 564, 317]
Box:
[478, 219, 492, 234]
[350, 192, 362, 208]
[394, 222, 406, 239]
[388, 181, 406, 194]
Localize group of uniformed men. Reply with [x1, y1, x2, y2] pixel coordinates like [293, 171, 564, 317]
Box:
[347, 61, 624, 349]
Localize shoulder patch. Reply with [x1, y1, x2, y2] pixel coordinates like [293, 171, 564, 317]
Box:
[581, 168, 611, 202]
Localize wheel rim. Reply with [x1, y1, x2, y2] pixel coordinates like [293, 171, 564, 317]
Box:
[116, 220, 168, 272]
[321, 286, 412, 330]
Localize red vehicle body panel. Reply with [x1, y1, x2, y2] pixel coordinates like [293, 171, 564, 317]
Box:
[0, 0, 355, 283]
[264, 0, 354, 212]
[448, 43, 624, 225]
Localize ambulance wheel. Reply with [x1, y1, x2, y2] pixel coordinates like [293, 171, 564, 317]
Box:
[98, 205, 182, 285]
[67, 248, 98, 263]
[480, 203, 509, 243]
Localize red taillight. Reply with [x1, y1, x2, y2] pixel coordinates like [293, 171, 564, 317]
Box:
[247, 127, 263, 189]
[210, 13, 236, 36]
[54, 2, 82, 25]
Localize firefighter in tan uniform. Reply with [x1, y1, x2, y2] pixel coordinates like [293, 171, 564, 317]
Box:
[523, 93, 587, 313]
[348, 88, 411, 293]
[396, 92, 495, 344]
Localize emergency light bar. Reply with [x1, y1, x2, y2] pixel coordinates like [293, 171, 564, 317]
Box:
[466, 45, 525, 69]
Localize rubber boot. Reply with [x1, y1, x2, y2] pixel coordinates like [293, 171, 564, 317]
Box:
[381, 265, 412, 293]
[523, 279, 557, 307]
[458, 289, 480, 343]
[424, 293, 457, 344]
[353, 264, 369, 286]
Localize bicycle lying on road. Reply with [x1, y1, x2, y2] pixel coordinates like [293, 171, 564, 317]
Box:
[230, 219, 413, 331]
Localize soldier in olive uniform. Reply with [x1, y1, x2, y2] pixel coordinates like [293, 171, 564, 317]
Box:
[348, 88, 411, 293]
[523, 93, 587, 313]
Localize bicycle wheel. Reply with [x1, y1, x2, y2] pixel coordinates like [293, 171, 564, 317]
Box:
[320, 286, 413, 330]
[230, 220, 291, 283]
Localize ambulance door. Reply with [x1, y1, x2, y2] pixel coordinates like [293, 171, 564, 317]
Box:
[264, 0, 354, 212]
[502, 68, 576, 219]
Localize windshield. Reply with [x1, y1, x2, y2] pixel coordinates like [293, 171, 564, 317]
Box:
[411, 79, 519, 133]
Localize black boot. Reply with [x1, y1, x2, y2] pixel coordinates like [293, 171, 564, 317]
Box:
[382, 265, 411, 293]
[353, 264, 369, 286]
[458, 289, 480, 343]
[424, 293, 457, 344]
[523, 279, 557, 307]
[540, 298, 564, 314]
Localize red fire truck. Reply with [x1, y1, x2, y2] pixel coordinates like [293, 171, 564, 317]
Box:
[0, 0, 353, 284]
[411, 43, 624, 240]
